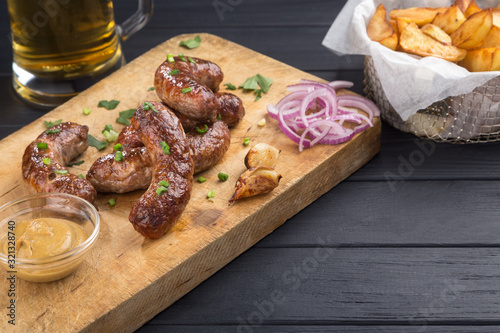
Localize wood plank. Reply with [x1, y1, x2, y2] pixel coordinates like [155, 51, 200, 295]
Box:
[139, 248, 500, 325]
[255, 180, 500, 247]
[139, 325, 500, 333]
[0, 33, 380, 332]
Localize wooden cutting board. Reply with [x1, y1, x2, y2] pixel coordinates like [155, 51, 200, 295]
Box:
[0, 33, 380, 332]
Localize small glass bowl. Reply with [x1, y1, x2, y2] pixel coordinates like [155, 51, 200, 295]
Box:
[0, 193, 99, 283]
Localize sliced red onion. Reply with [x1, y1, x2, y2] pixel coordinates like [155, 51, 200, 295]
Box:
[267, 80, 380, 151]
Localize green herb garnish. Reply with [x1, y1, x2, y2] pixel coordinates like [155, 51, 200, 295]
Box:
[217, 113, 222, 120]
[169, 69, 180, 76]
[182, 87, 192, 94]
[67, 160, 85, 167]
[188, 57, 197, 64]
[98, 100, 120, 110]
[148, 86, 155, 91]
[53, 169, 68, 175]
[167, 54, 175, 63]
[160, 141, 170, 154]
[44, 119, 62, 129]
[179, 35, 202, 49]
[109, 198, 116, 207]
[143, 102, 158, 113]
[224, 83, 237, 90]
[115, 150, 123, 162]
[42, 157, 51, 165]
[207, 189, 216, 199]
[197, 177, 207, 183]
[243, 137, 250, 146]
[88, 134, 108, 150]
[36, 142, 48, 149]
[217, 173, 228, 182]
[102, 124, 119, 142]
[116, 108, 136, 125]
[45, 129, 61, 135]
[196, 124, 208, 134]
[113, 143, 123, 151]
[158, 180, 170, 187]
[239, 74, 273, 101]
[254, 89, 263, 102]
[178, 53, 186, 61]
[78, 174, 85, 179]
[83, 107, 92, 115]
[156, 182, 170, 196]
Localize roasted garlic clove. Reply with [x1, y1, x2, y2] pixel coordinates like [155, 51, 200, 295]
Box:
[229, 166, 282, 204]
[244, 143, 281, 169]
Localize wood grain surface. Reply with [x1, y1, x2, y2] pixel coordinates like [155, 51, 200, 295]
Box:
[0, 33, 380, 332]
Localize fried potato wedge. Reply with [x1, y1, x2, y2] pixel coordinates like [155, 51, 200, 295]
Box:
[421, 24, 452, 45]
[397, 18, 410, 36]
[229, 166, 282, 204]
[400, 22, 467, 61]
[432, 5, 466, 34]
[367, 4, 398, 50]
[244, 143, 280, 169]
[481, 26, 500, 48]
[458, 47, 500, 72]
[389, 7, 447, 27]
[450, 9, 493, 50]
[464, 0, 482, 18]
[493, 9, 500, 27]
[453, 0, 471, 14]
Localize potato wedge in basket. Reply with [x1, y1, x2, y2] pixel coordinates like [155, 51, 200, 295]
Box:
[450, 9, 493, 50]
[400, 22, 467, 62]
[458, 47, 500, 72]
[481, 26, 500, 49]
[421, 24, 452, 45]
[464, 0, 482, 17]
[366, 4, 398, 50]
[432, 5, 466, 34]
[389, 7, 447, 27]
[453, 0, 471, 14]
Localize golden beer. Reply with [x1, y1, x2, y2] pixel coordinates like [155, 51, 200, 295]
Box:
[7, 0, 152, 107]
[8, 0, 122, 80]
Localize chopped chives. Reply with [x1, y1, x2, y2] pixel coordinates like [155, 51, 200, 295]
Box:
[160, 141, 170, 154]
[178, 53, 186, 61]
[156, 185, 169, 196]
[115, 151, 123, 162]
[182, 87, 192, 94]
[83, 107, 92, 115]
[169, 69, 180, 75]
[143, 101, 158, 113]
[217, 113, 222, 120]
[37, 142, 48, 149]
[45, 129, 61, 135]
[167, 54, 175, 63]
[217, 173, 228, 182]
[78, 174, 85, 179]
[243, 137, 251, 146]
[53, 169, 68, 175]
[113, 143, 123, 151]
[197, 177, 207, 183]
[196, 124, 208, 134]
[148, 86, 155, 91]
[188, 57, 197, 64]
[67, 160, 84, 167]
[109, 198, 116, 207]
[42, 157, 51, 165]
[207, 189, 216, 199]
[158, 180, 170, 187]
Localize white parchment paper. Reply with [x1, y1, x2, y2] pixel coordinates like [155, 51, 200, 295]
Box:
[322, 0, 500, 121]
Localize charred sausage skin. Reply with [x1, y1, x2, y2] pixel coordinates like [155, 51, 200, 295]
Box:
[154, 56, 223, 122]
[22, 122, 97, 203]
[129, 102, 194, 239]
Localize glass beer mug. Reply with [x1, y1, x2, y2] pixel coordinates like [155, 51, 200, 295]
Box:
[7, 0, 153, 107]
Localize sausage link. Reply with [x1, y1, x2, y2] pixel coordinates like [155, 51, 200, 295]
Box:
[215, 92, 245, 127]
[129, 102, 194, 238]
[87, 121, 230, 193]
[154, 57, 223, 122]
[22, 122, 97, 203]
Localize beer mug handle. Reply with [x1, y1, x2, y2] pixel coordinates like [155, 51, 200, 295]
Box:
[117, 0, 154, 42]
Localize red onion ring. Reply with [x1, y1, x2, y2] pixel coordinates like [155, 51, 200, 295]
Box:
[267, 80, 380, 152]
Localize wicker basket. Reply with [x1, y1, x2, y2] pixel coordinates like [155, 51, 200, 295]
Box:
[363, 56, 500, 143]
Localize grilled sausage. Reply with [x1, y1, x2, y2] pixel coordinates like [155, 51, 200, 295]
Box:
[87, 121, 230, 193]
[154, 56, 223, 122]
[216, 92, 245, 127]
[129, 102, 194, 238]
[22, 122, 97, 203]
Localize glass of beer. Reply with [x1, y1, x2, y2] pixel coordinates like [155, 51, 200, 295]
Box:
[7, 0, 154, 107]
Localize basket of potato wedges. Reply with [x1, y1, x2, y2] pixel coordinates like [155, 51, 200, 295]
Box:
[363, 0, 500, 143]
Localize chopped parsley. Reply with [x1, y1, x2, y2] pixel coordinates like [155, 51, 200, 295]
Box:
[160, 141, 170, 154]
[224, 83, 237, 90]
[44, 119, 62, 129]
[67, 160, 85, 167]
[88, 134, 108, 150]
[116, 108, 136, 125]
[98, 100, 120, 110]
[179, 35, 202, 49]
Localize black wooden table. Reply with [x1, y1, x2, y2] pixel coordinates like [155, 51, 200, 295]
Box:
[2, 1, 500, 332]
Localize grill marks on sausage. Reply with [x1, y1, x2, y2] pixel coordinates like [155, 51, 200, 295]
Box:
[128, 102, 194, 239]
[21, 122, 97, 203]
